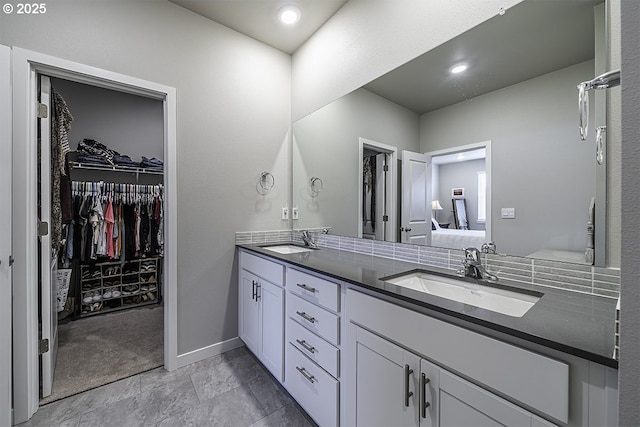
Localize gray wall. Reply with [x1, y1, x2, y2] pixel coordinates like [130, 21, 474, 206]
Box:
[619, 1, 639, 424]
[437, 159, 485, 230]
[1, 0, 291, 355]
[51, 78, 164, 161]
[420, 61, 596, 258]
[293, 88, 420, 236]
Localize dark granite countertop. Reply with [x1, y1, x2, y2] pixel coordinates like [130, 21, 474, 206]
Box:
[238, 243, 618, 369]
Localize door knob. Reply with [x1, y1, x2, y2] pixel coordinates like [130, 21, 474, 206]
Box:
[400, 227, 412, 232]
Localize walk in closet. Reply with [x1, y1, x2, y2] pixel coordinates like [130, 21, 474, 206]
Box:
[39, 76, 166, 402]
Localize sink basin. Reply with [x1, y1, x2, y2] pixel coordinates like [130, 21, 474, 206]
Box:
[381, 271, 542, 317]
[261, 244, 317, 254]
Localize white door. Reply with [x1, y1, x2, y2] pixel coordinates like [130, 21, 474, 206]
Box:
[354, 326, 420, 427]
[259, 280, 284, 381]
[0, 44, 13, 426]
[39, 75, 58, 398]
[401, 150, 431, 245]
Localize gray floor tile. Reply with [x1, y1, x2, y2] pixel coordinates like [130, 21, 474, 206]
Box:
[157, 384, 266, 427]
[246, 370, 292, 415]
[249, 403, 314, 427]
[139, 354, 224, 393]
[19, 375, 141, 426]
[190, 353, 265, 402]
[77, 374, 198, 427]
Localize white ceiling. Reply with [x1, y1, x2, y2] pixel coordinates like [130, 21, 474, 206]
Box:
[168, 0, 348, 54]
[364, 0, 602, 114]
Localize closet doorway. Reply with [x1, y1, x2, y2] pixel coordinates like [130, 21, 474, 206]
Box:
[358, 138, 397, 242]
[12, 48, 177, 424]
[39, 75, 166, 404]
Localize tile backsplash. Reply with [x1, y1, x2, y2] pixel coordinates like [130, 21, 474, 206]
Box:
[235, 229, 620, 299]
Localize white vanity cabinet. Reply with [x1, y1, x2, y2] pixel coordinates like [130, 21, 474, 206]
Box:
[284, 267, 342, 427]
[350, 325, 555, 427]
[238, 251, 285, 381]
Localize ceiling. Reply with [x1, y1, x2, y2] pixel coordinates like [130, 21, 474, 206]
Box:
[364, 0, 601, 114]
[168, 0, 348, 54]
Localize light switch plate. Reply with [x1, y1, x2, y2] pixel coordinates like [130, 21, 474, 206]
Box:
[282, 207, 289, 220]
[292, 206, 299, 220]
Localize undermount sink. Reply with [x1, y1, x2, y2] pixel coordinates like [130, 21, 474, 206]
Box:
[261, 244, 317, 254]
[381, 270, 542, 317]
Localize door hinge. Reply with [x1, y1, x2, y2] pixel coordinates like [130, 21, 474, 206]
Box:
[383, 165, 389, 172]
[37, 103, 48, 119]
[37, 221, 49, 237]
[382, 215, 389, 222]
[39, 339, 49, 355]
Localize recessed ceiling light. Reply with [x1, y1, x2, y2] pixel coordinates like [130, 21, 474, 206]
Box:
[450, 64, 468, 74]
[278, 5, 300, 25]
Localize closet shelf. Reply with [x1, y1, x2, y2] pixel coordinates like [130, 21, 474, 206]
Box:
[70, 161, 163, 176]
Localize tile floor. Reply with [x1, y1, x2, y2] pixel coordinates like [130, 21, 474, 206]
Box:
[20, 347, 316, 427]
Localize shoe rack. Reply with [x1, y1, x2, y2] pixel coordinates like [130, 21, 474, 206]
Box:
[79, 257, 162, 317]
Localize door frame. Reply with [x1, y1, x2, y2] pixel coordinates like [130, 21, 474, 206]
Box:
[0, 44, 13, 427]
[11, 47, 178, 423]
[426, 140, 492, 242]
[357, 138, 397, 243]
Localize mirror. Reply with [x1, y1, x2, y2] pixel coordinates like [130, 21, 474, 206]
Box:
[453, 199, 469, 230]
[293, 0, 612, 266]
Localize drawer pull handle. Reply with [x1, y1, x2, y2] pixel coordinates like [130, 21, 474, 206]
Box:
[296, 311, 316, 323]
[296, 339, 316, 354]
[296, 283, 317, 293]
[252, 280, 257, 300]
[404, 364, 414, 407]
[421, 373, 431, 418]
[296, 366, 316, 383]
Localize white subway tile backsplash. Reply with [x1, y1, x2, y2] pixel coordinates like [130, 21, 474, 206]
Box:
[235, 230, 620, 299]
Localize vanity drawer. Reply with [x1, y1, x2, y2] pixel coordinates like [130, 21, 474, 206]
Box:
[240, 251, 284, 286]
[288, 293, 340, 345]
[287, 268, 340, 313]
[286, 343, 339, 427]
[288, 317, 339, 378]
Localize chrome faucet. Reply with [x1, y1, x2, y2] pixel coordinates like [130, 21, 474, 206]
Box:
[481, 241, 497, 254]
[458, 247, 498, 283]
[301, 230, 317, 248]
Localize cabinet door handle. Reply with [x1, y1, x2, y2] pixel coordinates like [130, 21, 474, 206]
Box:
[296, 366, 316, 383]
[404, 364, 414, 407]
[296, 311, 316, 323]
[421, 373, 431, 418]
[296, 339, 316, 354]
[296, 283, 317, 293]
[255, 283, 261, 301]
[252, 280, 257, 300]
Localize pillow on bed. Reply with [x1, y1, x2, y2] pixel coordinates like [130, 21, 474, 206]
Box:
[431, 218, 441, 230]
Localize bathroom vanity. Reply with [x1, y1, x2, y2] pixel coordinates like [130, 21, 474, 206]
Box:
[237, 244, 618, 427]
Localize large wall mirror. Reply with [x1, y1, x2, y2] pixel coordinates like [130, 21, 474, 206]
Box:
[293, 0, 617, 267]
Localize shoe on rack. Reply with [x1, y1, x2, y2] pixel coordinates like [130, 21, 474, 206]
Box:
[147, 292, 156, 301]
[82, 292, 93, 304]
[103, 289, 112, 299]
[140, 284, 149, 292]
[92, 291, 102, 302]
[112, 289, 121, 298]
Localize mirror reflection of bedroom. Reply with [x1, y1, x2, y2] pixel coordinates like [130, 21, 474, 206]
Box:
[431, 147, 488, 250]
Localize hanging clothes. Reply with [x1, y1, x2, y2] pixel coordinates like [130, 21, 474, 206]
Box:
[67, 181, 164, 263]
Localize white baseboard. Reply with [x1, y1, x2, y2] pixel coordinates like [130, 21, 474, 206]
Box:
[175, 337, 244, 369]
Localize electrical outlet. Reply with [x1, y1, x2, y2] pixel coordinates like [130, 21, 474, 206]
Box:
[501, 208, 516, 219]
[282, 206, 289, 220]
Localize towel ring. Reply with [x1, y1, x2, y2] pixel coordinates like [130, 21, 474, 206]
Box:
[259, 171, 275, 192]
[310, 177, 323, 195]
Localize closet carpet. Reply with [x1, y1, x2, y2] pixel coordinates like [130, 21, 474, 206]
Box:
[41, 305, 164, 404]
